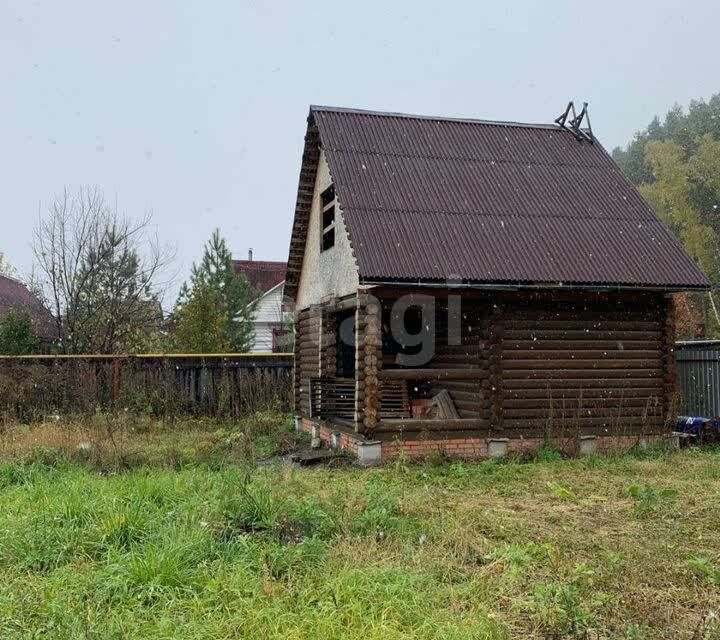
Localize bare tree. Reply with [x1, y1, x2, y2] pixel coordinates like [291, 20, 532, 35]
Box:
[32, 187, 174, 354]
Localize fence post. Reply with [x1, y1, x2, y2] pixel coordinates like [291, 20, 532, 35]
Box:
[112, 357, 121, 406]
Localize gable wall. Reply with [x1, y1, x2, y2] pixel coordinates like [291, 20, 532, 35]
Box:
[295, 150, 359, 310]
[254, 283, 285, 324]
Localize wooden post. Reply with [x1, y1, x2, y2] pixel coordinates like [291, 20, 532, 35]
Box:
[112, 357, 121, 405]
[320, 300, 337, 378]
[293, 310, 301, 416]
[488, 300, 504, 432]
[662, 294, 676, 425]
[354, 293, 365, 432]
[363, 294, 381, 435]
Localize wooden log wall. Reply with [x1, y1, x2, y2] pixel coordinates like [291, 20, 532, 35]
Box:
[301, 287, 674, 440]
[294, 306, 321, 416]
[499, 291, 668, 437]
[429, 297, 491, 425]
[373, 287, 673, 440]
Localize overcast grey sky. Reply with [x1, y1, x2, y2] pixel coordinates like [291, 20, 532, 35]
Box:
[2, 0, 718, 302]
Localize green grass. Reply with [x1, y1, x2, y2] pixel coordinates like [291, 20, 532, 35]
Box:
[0, 422, 719, 638]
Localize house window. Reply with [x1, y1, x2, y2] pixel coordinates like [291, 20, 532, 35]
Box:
[320, 185, 335, 252]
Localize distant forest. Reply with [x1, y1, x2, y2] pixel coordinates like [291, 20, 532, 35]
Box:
[613, 93, 720, 337]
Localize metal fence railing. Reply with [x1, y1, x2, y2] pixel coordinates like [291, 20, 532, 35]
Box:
[675, 341, 720, 417]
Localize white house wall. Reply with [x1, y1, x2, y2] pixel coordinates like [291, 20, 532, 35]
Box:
[247, 282, 291, 352]
[254, 283, 285, 324]
[295, 150, 360, 310]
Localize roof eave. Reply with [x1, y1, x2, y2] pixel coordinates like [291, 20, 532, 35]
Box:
[359, 277, 710, 294]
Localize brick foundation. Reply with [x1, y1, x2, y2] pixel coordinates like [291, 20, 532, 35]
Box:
[382, 434, 664, 461]
[298, 418, 665, 463]
[298, 418, 365, 454]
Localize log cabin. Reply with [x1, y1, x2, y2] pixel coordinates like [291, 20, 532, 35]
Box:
[284, 105, 709, 463]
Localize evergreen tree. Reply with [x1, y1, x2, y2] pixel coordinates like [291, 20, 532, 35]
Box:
[173, 284, 229, 353]
[174, 230, 256, 352]
[0, 309, 38, 355]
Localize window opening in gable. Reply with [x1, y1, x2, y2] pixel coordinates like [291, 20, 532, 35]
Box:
[320, 185, 336, 252]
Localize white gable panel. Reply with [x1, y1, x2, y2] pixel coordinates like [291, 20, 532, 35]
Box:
[296, 150, 359, 310]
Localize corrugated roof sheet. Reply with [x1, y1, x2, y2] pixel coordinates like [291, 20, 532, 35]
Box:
[310, 106, 709, 290]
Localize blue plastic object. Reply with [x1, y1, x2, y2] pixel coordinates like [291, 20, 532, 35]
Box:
[675, 416, 720, 441]
[676, 416, 709, 435]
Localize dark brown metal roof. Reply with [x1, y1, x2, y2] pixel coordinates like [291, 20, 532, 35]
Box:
[301, 105, 709, 291]
[232, 260, 286, 294]
[0, 275, 56, 339]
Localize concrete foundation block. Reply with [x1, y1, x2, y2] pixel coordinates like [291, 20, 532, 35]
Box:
[357, 441, 382, 466]
[579, 435, 597, 456]
[487, 438, 509, 459]
[331, 432, 342, 449]
[666, 432, 681, 450]
[294, 416, 301, 432]
[310, 425, 321, 449]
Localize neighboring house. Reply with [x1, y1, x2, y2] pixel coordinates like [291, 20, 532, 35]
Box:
[232, 254, 292, 352]
[0, 274, 56, 343]
[284, 105, 709, 463]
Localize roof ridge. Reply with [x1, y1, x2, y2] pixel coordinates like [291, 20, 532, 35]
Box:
[311, 104, 573, 132]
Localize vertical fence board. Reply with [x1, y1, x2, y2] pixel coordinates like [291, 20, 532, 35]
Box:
[675, 343, 720, 417]
[0, 354, 292, 420]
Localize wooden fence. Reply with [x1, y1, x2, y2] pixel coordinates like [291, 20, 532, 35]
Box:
[0, 353, 293, 421]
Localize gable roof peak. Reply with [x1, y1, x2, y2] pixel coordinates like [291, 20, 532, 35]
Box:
[284, 104, 709, 299]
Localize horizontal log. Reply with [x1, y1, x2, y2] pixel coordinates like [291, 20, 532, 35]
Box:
[504, 320, 661, 332]
[506, 308, 660, 320]
[503, 416, 663, 429]
[431, 353, 488, 364]
[503, 358, 662, 370]
[503, 368, 663, 380]
[503, 339, 660, 351]
[503, 397, 659, 409]
[502, 350, 660, 361]
[378, 368, 489, 380]
[504, 330, 662, 342]
[504, 377, 664, 389]
[435, 343, 487, 354]
[375, 418, 490, 432]
[503, 405, 660, 419]
[504, 387, 663, 400]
